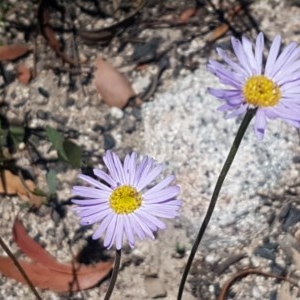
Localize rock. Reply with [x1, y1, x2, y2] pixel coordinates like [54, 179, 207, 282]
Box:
[144, 276, 167, 299]
[103, 133, 116, 150]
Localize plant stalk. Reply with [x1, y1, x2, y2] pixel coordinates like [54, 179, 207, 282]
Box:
[177, 108, 256, 299]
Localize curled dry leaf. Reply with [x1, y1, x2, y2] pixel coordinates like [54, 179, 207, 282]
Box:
[94, 57, 136, 108]
[15, 63, 32, 85]
[204, 4, 242, 43]
[0, 170, 45, 207]
[0, 44, 32, 61]
[37, 0, 78, 66]
[179, 7, 198, 23]
[0, 218, 113, 292]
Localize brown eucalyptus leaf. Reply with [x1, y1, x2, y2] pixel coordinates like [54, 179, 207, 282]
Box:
[94, 57, 136, 108]
[13, 218, 65, 271]
[179, 7, 198, 23]
[15, 63, 32, 85]
[0, 170, 45, 207]
[0, 257, 112, 292]
[5, 218, 113, 292]
[0, 44, 32, 61]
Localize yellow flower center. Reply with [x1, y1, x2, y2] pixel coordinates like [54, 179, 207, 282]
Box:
[243, 75, 281, 107]
[109, 185, 142, 214]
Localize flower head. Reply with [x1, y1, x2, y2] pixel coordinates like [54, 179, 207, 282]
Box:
[208, 32, 300, 139]
[72, 151, 181, 250]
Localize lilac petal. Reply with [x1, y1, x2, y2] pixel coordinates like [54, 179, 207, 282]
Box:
[111, 152, 126, 185]
[104, 214, 118, 249]
[127, 153, 137, 185]
[216, 48, 248, 76]
[271, 105, 300, 120]
[143, 175, 175, 197]
[227, 96, 245, 106]
[276, 44, 300, 73]
[136, 209, 166, 230]
[254, 32, 264, 74]
[133, 156, 151, 186]
[278, 101, 300, 113]
[92, 213, 114, 239]
[129, 214, 146, 240]
[123, 154, 131, 183]
[115, 216, 124, 250]
[131, 214, 155, 240]
[139, 158, 155, 179]
[254, 109, 267, 139]
[78, 174, 112, 192]
[265, 35, 281, 76]
[72, 198, 108, 205]
[231, 37, 252, 75]
[284, 119, 300, 127]
[225, 104, 248, 118]
[75, 204, 109, 218]
[146, 200, 182, 211]
[242, 36, 257, 72]
[217, 103, 236, 112]
[208, 60, 244, 88]
[72, 186, 111, 198]
[274, 60, 300, 82]
[123, 215, 135, 247]
[80, 208, 111, 225]
[147, 207, 180, 218]
[207, 88, 242, 101]
[134, 212, 158, 231]
[270, 42, 298, 77]
[281, 96, 300, 104]
[281, 77, 300, 92]
[103, 151, 121, 183]
[144, 186, 180, 203]
[136, 164, 163, 191]
[93, 169, 117, 188]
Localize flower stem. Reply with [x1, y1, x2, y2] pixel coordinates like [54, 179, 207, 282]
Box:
[0, 237, 42, 300]
[104, 249, 122, 300]
[177, 108, 256, 300]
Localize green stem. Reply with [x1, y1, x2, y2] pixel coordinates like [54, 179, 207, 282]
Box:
[104, 249, 122, 300]
[177, 109, 256, 300]
[0, 237, 42, 300]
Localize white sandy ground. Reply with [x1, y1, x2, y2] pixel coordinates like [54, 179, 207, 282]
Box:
[143, 64, 300, 246]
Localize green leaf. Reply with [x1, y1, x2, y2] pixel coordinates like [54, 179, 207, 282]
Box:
[9, 125, 25, 136]
[31, 188, 48, 198]
[45, 127, 68, 161]
[8, 125, 25, 150]
[63, 139, 82, 168]
[46, 170, 57, 195]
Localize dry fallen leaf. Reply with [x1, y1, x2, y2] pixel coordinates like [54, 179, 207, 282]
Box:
[0, 258, 112, 292]
[94, 57, 136, 108]
[0, 44, 32, 61]
[204, 4, 242, 43]
[15, 63, 32, 85]
[179, 7, 198, 23]
[0, 218, 113, 292]
[37, 0, 78, 66]
[0, 170, 45, 207]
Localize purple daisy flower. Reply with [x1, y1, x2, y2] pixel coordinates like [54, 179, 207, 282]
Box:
[72, 151, 181, 250]
[208, 32, 300, 139]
